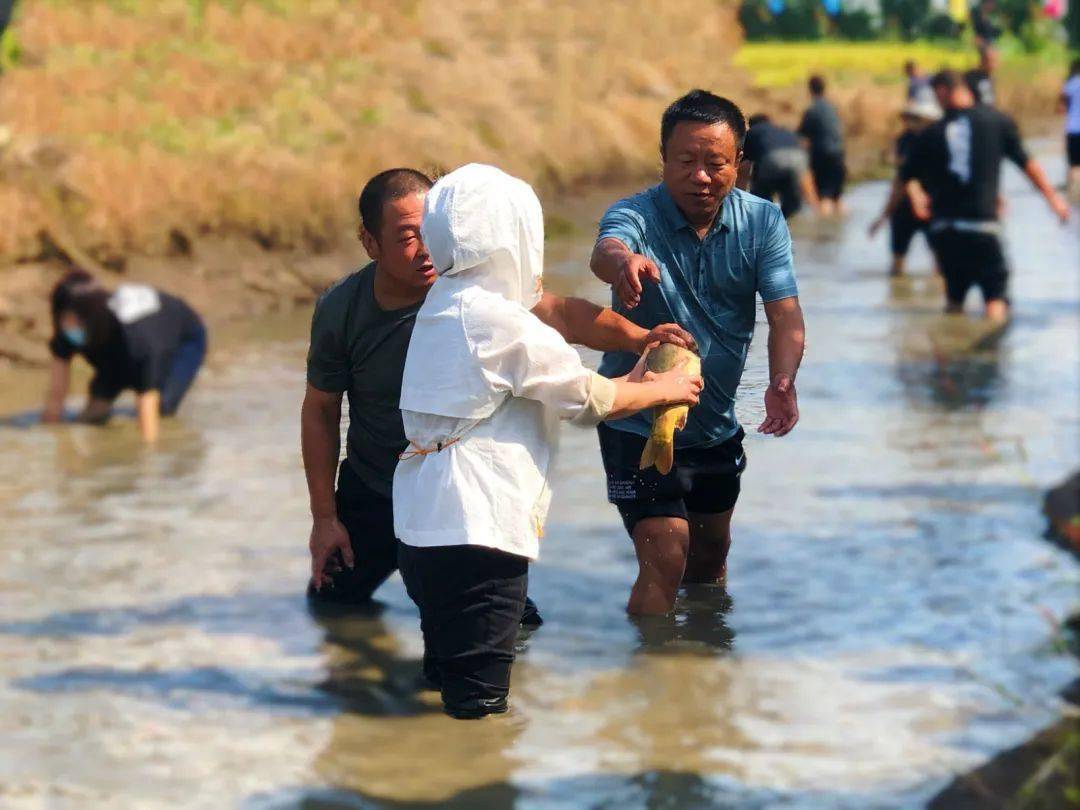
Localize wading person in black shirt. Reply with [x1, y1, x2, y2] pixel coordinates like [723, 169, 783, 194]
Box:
[798, 74, 847, 216]
[744, 113, 818, 219]
[42, 271, 207, 443]
[868, 98, 941, 276]
[302, 168, 693, 610]
[902, 70, 1070, 321]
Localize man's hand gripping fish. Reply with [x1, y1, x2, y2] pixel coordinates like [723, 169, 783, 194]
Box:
[639, 343, 701, 474]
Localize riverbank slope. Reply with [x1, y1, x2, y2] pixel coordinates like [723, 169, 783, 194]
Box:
[0, 2, 1068, 364]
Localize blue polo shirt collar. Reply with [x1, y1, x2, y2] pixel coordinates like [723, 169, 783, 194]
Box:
[656, 183, 733, 237]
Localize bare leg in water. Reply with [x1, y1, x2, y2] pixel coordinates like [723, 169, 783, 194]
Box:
[628, 508, 734, 615]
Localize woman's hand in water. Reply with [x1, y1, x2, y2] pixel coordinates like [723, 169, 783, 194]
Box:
[40, 407, 63, 424]
[309, 516, 353, 591]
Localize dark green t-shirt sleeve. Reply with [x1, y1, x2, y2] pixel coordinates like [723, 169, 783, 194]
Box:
[306, 290, 352, 393]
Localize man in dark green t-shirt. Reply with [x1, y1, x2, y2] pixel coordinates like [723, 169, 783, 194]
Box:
[302, 168, 694, 607]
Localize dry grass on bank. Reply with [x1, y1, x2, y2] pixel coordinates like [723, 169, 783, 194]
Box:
[0, 0, 743, 263]
[0, 3, 1067, 272]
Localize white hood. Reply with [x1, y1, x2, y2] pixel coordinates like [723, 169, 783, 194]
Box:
[396, 165, 615, 559]
[420, 163, 545, 309]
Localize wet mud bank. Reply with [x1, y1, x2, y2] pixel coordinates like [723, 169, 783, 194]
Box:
[0, 114, 1059, 370]
[0, 234, 355, 368]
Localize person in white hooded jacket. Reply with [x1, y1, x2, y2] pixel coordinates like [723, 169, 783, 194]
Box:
[394, 164, 703, 719]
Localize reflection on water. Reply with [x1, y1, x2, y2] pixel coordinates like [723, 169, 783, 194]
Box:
[633, 584, 736, 654]
[1, 156, 1078, 808]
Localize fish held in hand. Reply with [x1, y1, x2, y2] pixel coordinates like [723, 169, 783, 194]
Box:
[639, 344, 701, 475]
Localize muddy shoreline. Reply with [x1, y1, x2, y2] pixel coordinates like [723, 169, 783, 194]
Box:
[1, 112, 1062, 370]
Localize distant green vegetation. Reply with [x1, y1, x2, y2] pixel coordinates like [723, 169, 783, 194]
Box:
[740, 0, 1076, 49]
[736, 38, 1071, 88]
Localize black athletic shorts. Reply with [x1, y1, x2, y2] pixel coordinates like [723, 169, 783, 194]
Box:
[928, 227, 1009, 306]
[1068, 133, 1080, 168]
[597, 423, 746, 534]
[890, 200, 925, 257]
[810, 150, 846, 200]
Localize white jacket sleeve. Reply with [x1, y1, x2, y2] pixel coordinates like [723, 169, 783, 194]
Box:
[462, 290, 614, 424]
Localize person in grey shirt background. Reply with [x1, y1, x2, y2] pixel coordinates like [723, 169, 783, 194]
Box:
[798, 75, 847, 216]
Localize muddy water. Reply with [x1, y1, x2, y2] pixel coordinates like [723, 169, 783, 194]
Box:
[1, 158, 1078, 809]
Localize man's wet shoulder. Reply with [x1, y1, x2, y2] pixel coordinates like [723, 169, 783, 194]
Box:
[728, 187, 783, 224]
[606, 185, 663, 218]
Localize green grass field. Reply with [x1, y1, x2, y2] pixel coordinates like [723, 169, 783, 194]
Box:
[735, 39, 1068, 88]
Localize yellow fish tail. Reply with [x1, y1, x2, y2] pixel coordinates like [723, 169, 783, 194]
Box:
[640, 436, 675, 475]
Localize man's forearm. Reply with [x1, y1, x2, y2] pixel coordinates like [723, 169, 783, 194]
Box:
[590, 237, 631, 284]
[136, 390, 160, 443]
[562, 296, 647, 353]
[766, 303, 806, 382]
[533, 292, 647, 353]
[1025, 159, 1058, 204]
[301, 403, 340, 519]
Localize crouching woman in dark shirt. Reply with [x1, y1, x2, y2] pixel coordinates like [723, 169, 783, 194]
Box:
[42, 271, 207, 443]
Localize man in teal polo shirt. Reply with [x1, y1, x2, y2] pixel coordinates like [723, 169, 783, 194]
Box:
[591, 89, 806, 616]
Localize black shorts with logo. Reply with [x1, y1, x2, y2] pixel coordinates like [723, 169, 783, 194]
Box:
[928, 227, 1009, 306]
[597, 423, 746, 534]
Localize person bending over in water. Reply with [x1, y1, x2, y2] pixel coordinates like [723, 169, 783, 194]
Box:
[393, 163, 703, 719]
[43, 271, 207, 443]
[743, 112, 818, 219]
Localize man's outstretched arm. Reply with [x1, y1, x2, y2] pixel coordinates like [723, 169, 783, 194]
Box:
[759, 296, 805, 437]
[1023, 158, 1070, 223]
[531, 291, 694, 355]
[590, 238, 661, 309]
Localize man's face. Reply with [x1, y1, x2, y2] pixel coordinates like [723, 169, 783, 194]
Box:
[661, 121, 740, 227]
[363, 193, 435, 290]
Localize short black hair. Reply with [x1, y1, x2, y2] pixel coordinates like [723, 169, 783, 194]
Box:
[49, 270, 117, 350]
[808, 75, 826, 96]
[931, 69, 960, 90]
[903, 60, 916, 74]
[660, 89, 747, 155]
[358, 168, 433, 241]
[1071, 58, 1079, 76]
[748, 113, 770, 128]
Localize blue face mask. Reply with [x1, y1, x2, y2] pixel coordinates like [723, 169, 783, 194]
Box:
[62, 326, 87, 347]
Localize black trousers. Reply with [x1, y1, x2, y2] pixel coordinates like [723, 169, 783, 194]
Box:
[306, 462, 544, 631]
[398, 543, 528, 718]
[306, 460, 400, 606]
